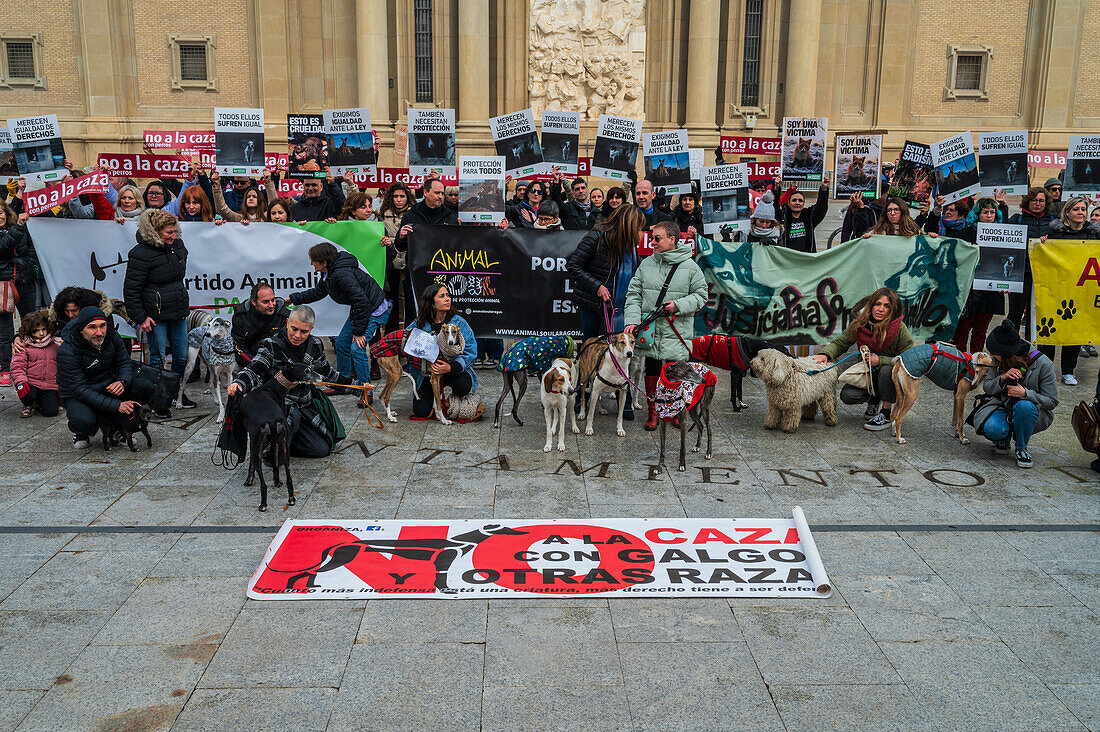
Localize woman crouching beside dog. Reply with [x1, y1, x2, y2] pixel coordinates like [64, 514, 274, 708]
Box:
[624, 221, 708, 431]
[407, 284, 479, 420]
[811, 287, 914, 431]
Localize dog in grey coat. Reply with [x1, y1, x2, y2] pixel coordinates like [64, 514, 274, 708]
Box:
[177, 311, 237, 421]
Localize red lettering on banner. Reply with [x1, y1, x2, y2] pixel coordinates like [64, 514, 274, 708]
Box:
[746, 161, 781, 181]
[720, 136, 782, 156]
[264, 152, 289, 172]
[143, 130, 216, 149]
[97, 154, 190, 179]
[783, 528, 799, 544]
[645, 528, 687, 544]
[637, 231, 696, 256]
[693, 528, 737, 544]
[1079, 257, 1100, 287]
[734, 527, 780, 544]
[24, 173, 109, 216]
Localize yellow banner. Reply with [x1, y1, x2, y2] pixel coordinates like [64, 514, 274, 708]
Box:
[1030, 239, 1100, 345]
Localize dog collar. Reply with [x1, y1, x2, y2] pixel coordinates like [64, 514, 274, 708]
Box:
[274, 372, 299, 389]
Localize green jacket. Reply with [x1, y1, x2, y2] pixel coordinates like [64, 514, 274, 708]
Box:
[624, 239, 708, 361]
[820, 320, 914, 368]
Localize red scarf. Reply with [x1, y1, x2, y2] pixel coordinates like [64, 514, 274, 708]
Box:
[855, 316, 902, 353]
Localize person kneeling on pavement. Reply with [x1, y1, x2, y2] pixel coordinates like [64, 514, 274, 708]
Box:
[231, 282, 290, 367]
[57, 307, 141, 449]
[227, 305, 351, 458]
[971, 320, 1058, 469]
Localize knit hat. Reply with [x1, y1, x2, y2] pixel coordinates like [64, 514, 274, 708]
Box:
[752, 191, 777, 222]
[1044, 177, 1062, 189]
[144, 208, 178, 232]
[985, 320, 1028, 358]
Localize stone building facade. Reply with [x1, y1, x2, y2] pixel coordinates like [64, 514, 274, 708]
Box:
[0, 0, 1094, 175]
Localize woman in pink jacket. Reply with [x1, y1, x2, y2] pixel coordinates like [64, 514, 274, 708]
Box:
[10, 311, 60, 418]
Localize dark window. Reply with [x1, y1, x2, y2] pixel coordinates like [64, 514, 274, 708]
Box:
[740, 0, 763, 107]
[5, 41, 35, 79]
[178, 43, 208, 82]
[954, 54, 983, 90]
[414, 0, 434, 103]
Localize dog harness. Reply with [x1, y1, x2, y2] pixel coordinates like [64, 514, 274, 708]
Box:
[654, 362, 717, 422]
[498, 335, 575, 374]
[690, 335, 750, 373]
[898, 342, 975, 390]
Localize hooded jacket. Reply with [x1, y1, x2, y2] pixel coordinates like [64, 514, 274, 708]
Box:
[624, 237, 709, 361]
[56, 307, 136, 413]
[0, 223, 37, 283]
[289, 179, 346, 222]
[394, 199, 460, 251]
[972, 348, 1059, 435]
[123, 214, 190, 324]
[288, 252, 385, 336]
[49, 288, 114, 335]
[1046, 219, 1100, 240]
[231, 296, 291, 359]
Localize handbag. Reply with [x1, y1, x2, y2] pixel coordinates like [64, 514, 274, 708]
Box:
[311, 387, 346, 442]
[129, 362, 183, 414]
[637, 262, 681, 349]
[1072, 400, 1100, 455]
[837, 347, 876, 395]
[0, 280, 18, 314]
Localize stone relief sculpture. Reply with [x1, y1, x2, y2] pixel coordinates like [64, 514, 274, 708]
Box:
[530, 0, 646, 120]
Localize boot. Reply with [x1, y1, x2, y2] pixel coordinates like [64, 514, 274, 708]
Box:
[644, 375, 659, 431]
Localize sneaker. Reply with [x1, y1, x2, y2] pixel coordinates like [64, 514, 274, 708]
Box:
[1082, 345, 1097, 358]
[1015, 448, 1033, 468]
[72, 435, 90, 449]
[864, 400, 880, 417]
[993, 438, 1010, 455]
[180, 393, 197, 409]
[1062, 374, 1078, 386]
[485, 356, 499, 369]
[473, 356, 488, 370]
[20, 405, 33, 418]
[863, 411, 891, 431]
[0, 372, 11, 387]
[153, 408, 172, 419]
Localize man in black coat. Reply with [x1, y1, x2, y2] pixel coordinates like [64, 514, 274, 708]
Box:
[232, 283, 291, 367]
[549, 172, 597, 230]
[395, 177, 459, 315]
[634, 179, 675, 231]
[290, 176, 346, 222]
[57, 307, 140, 449]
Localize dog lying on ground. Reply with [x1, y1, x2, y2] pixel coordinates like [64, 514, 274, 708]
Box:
[178, 312, 237, 421]
[541, 358, 579, 452]
[99, 404, 154, 452]
[494, 335, 575, 428]
[655, 361, 716, 472]
[890, 343, 993, 445]
[370, 329, 418, 423]
[751, 348, 839, 434]
[575, 333, 636, 438]
[690, 334, 791, 411]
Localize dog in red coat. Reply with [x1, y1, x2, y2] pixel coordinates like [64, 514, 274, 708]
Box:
[690, 335, 791, 411]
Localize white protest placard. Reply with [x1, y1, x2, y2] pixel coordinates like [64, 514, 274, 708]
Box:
[491, 109, 546, 177]
[781, 117, 827, 184]
[325, 107, 376, 177]
[0, 128, 16, 184]
[214, 108, 265, 176]
[701, 163, 750, 235]
[833, 134, 881, 200]
[688, 148, 705, 182]
[6, 114, 65, 179]
[931, 132, 980, 204]
[408, 108, 456, 177]
[403, 328, 440, 362]
[978, 130, 1028, 195]
[591, 115, 642, 181]
[974, 223, 1027, 293]
[642, 129, 692, 194]
[458, 156, 506, 223]
[540, 111, 580, 175]
[1065, 135, 1100, 198]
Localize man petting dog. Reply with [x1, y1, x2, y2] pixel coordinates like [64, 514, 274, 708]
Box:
[228, 305, 352, 458]
[232, 283, 291, 367]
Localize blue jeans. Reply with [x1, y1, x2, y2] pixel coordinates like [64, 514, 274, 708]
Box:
[148, 319, 188, 376]
[335, 306, 390, 384]
[982, 400, 1040, 450]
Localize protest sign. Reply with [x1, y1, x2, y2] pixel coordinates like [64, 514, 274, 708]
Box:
[518, 157, 591, 183]
[833, 135, 881, 199]
[408, 108, 456, 177]
[97, 153, 190, 179]
[214, 108, 265, 176]
[637, 231, 696, 257]
[694, 234, 978, 345]
[591, 115, 642, 181]
[1028, 150, 1067, 169]
[780, 117, 827, 184]
[720, 136, 782, 156]
[978, 130, 1028, 195]
[7, 114, 65, 178]
[701, 163, 750, 236]
[247, 516, 832, 599]
[931, 132, 980, 204]
[409, 225, 583, 338]
[888, 141, 934, 206]
[1030, 239, 1100, 346]
[393, 124, 408, 168]
[403, 328, 440, 362]
[1065, 135, 1100, 198]
[30, 219, 385, 336]
[264, 151, 288, 172]
[279, 167, 459, 197]
[688, 148, 704, 181]
[458, 156, 506, 223]
[973, 223, 1026, 293]
[287, 114, 327, 179]
[540, 111, 580, 174]
[23, 172, 109, 217]
[642, 129, 692, 194]
[143, 130, 215, 150]
[0, 128, 17, 183]
[325, 107, 376, 177]
[491, 109, 546, 177]
[747, 161, 781, 182]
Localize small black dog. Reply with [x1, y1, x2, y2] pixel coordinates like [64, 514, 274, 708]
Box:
[99, 405, 154, 452]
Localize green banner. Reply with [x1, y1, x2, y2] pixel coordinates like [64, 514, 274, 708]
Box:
[280, 220, 386, 286]
[694, 235, 979, 345]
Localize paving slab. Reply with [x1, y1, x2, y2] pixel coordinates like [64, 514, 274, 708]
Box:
[974, 605, 1100, 685]
[838, 574, 995, 641]
[0, 549, 164, 612]
[1049, 684, 1100, 731]
[172, 687, 335, 732]
[609, 599, 742, 643]
[481, 685, 632, 732]
[0, 690, 43, 732]
[0, 610, 111, 689]
[92, 576, 246, 646]
[770, 684, 936, 732]
[356, 599, 487, 644]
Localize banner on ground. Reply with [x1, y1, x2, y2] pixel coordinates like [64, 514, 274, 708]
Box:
[591, 114, 641, 181]
[287, 114, 327, 179]
[720, 136, 782, 156]
[642, 129, 691, 194]
[978, 130, 1028, 195]
[325, 107, 375, 177]
[408, 224, 582, 337]
[7, 114, 65, 181]
[931, 132, 980, 204]
[1065, 135, 1100, 198]
[28, 220, 385, 336]
[1030, 238, 1100, 346]
[780, 117, 827, 184]
[540, 111, 580, 175]
[833, 134, 881, 199]
[215, 108, 265, 176]
[247, 516, 832, 599]
[701, 163, 750, 236]
[694, 234, 978, 345]
[24, 172, 109, 217]
[97, 153, 190, 179]
[458, 156, 505, 223]
[408, 108, 456, 177]
[143, 130, 215, 149]
[974, 223, 1026, 293]
[490, 109, 545, 177]
[0, 128, 17, 184]
[888, 141, 934, 206]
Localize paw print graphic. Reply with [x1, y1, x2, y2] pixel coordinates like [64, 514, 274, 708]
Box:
[1058, 299, 1076, 320]
[1037, 317, 1057, 338]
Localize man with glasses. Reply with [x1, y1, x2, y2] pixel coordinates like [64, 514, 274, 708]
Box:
[290, 174, 346, 222]
[1044, 178, 1065, 217]
[549, 169, 597, 230]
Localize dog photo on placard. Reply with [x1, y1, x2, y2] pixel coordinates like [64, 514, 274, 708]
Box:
[410, 132, 455, 168]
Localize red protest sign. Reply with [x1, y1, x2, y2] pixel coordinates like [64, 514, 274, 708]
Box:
[1028, 151, 1067, 169]
[143, 130, 215, 150]
[746, 161, 781, 181]
[720, 136, 782, 156]
[265, 152, 289, 172]
[348, 167, 458, 189]
[637, 231, 696, 256]
[97, 153, 191, 179]
[25, 172, 109, 216]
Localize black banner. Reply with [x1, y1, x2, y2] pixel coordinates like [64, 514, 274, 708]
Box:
[408, 225, 583, 338]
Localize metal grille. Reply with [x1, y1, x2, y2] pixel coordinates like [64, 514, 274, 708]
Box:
[5, 41, 35, 79]
[414, 0, 434, 103]
[178, 43, 208, 81]
[955, 54, 983, 90]
[740, 0, 763, 107]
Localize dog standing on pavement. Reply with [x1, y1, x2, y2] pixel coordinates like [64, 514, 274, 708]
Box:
[177, 312, 237, 421]
[575, 333, 636, 438]
[99, 404, 154, 452]
[540, 358, 578, 452]
[751, 348, 839, 434]
[494, 335, 575, 428]
[690, 334, 791, 411]
[655, 361, 716, 472]
[370, 328, 418, 423]
[890, 343, 993, 445]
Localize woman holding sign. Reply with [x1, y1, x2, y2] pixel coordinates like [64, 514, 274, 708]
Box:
[949, 195, 1008, 354]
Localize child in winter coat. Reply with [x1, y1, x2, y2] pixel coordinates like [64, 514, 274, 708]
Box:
[10, 311, 60, 418]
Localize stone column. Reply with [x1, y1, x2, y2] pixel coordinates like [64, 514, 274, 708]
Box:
[459, 0, 490, 120]
[356, 0, 390, 121]
[685, 0, 721, 128]
[784, 0, 822, 117]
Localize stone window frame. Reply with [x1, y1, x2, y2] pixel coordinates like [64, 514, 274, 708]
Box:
[944, 44, 992, 101]
[168, 34, 218, 92]
[0, 33, 46, 90]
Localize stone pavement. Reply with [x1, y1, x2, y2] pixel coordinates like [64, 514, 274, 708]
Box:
[0, 351, 1096, 731]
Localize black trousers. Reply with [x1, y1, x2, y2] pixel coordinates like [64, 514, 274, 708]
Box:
[1037, 345, 1079, 376]
[412, 371, 473, 418]
[65, 398, 140, 439]
[20, 386, 60, 417]
[286, 405, 333, 458]
[839, 366, 897, 405]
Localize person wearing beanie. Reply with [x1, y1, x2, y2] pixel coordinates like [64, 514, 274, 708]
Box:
[971, 319, 1059, 469]
[747, 191, 785, 246]
[1044, 177, 1065, 217]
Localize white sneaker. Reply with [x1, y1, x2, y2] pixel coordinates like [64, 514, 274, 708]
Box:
[1063, 374, 1078, 386]
[72, 435, 90, 449]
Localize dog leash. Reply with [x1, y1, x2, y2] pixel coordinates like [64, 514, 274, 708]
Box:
[601, 301, 653, 401]
[305, 381, 385, 430]
[804, 350, 861, 375]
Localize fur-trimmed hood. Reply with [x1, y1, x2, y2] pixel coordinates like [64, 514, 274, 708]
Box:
[1048, 218, 1100, 238]
[136, 212, 165, 248]
[49, 287, 111, 333]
